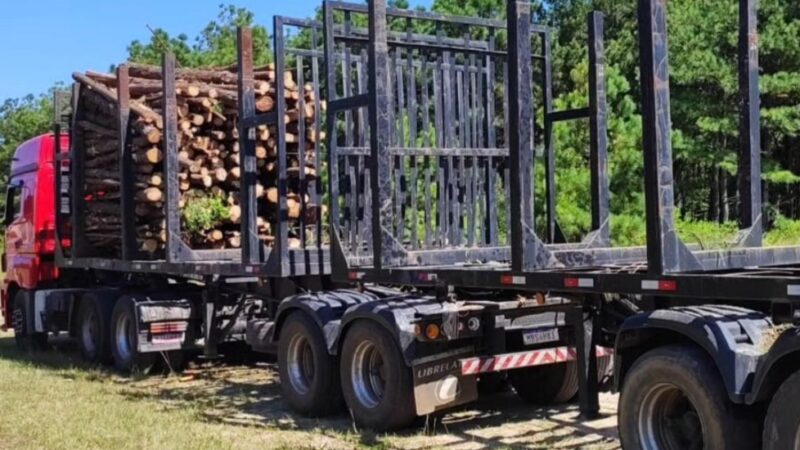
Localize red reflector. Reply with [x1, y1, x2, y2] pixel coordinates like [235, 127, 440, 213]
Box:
[659, 280, 677, 291]
[150, 322, 187, 334]
[564, 278, 579, 288]
[500, 275, 513, 285]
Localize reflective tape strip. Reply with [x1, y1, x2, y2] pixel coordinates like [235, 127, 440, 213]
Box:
[460, 346, 613, 376]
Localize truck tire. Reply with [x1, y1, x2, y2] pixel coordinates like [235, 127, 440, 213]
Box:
[110, 296, 155, 374]
[76, 293, 115, 363]
[764, 370, 800, 449]
[619, 345, 760, 450]
[277, 311, 343, 416]
[508, 355, 612, 405]
[11, 290, 47, 352]
[477, 372, 509, 396]
[340, 320, 416, 431]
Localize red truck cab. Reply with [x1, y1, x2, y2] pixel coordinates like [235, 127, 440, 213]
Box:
[1, 133, 66, 330]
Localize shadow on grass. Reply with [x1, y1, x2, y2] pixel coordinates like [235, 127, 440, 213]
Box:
[0, 335, 619, 449]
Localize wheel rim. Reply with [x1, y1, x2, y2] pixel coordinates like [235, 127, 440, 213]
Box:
[81, 306, 99, 355]
[638, 383, 704, 450]
[287, 333, 315, 395]
[115, 312, 134, 362]
[351, 340, 386, 409]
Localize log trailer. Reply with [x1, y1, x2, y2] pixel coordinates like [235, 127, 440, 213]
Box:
[3, 0, 800, 447]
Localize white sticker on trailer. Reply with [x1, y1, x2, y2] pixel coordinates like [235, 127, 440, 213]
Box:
[641, 280, 660, 290]
[578, 278, 594, 288]
[788, 285, 800, 297]
[509, 276, 526, 285]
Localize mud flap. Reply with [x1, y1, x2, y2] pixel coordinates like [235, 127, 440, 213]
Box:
[412, 352, 478, 416]
[136, 300, 193, 353]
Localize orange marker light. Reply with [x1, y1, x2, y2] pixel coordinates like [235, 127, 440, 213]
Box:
[425, 323, 440, 340]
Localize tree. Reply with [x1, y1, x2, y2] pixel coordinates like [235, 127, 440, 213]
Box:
[127, 5, 271, 68]
[0, 93, 54, 208]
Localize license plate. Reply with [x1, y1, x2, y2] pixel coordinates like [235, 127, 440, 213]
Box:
[522, 328, 559, 346]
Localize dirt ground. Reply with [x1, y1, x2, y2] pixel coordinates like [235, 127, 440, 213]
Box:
[127, 355, 622, 449]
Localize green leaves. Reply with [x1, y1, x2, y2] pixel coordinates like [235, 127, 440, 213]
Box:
[126, 4, 271, 68]
[181, 193, 230, 239]
[0, 93, 54, 201]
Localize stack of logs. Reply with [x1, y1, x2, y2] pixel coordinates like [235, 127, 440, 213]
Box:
[72, 62, 323, 258]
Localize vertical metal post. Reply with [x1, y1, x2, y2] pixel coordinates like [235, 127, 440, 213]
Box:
[588, 12, 611, 246]
[542, 31, 557, 244]
[53, 122, 63, 259]
[272, 19, 290, 273]
[202, 280, 220, 359]
[237, 27, 260, 265]
[574, 303, 600, 419]
[162, 53, 183, 263]
[737, 0, 762, 246]
[70, 85, 87, 257]
[368, 0, 393, 269]
[323, 1, 343, 253]
[506, 0, 537, 271]
[117, 64, 136, 260]
[638, 0, 696, 274]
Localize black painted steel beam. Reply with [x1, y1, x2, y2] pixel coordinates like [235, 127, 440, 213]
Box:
[737, 0, 763, 246]
[507, 0, 541, 271]
[637, 0, 700, 274]
[273, 18, 291, 273]
[542, 30, 557, 244]
[587, 12, 610, 246]
[236, 27, 261, 265]
[117, 64, 137, 260]
[161, 53, 183, 264]
[547, 107, 590, 123]
[367, 0, 396, 270]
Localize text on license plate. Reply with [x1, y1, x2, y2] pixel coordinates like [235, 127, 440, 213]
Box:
[522, 328, 559, 346]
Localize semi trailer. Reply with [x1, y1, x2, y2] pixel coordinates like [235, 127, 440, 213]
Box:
[3, 0, 800, 448]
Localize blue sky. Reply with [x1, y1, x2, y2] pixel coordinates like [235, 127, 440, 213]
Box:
[0, 0, 432, 101]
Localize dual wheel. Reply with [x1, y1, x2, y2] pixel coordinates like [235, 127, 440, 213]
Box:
[12, 290, 179, 374]
[79, 294, 182, 373]
[278, 313, 415, 430]
[278, 313, 609, 431]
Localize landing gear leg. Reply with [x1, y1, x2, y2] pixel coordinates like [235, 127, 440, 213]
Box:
[573, 299, 600, 419]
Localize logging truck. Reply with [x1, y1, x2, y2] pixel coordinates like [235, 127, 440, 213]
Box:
[6, 0, 800, 448]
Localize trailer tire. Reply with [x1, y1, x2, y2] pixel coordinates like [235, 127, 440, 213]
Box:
[764, 370, 800, 449]
[110, 296, 155, 374]
[619, 345, 759, 450]
[340, 320, 415, 431]
[508, 355, 611, 405]
[477, 372, 509, 395]
[76, 293, 114, 363]
[12, 290, 47, 352]
[277, 311, 343, 417]
[509, 360, 577, 405]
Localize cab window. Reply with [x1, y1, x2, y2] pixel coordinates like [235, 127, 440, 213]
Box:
[4, 183, 22, 225]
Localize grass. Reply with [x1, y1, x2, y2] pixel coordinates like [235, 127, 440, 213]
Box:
[0, 330, 621, 450]
[0, 332, 369, 450]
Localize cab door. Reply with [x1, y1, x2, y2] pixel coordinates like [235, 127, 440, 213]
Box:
[5, 173, 38, 288]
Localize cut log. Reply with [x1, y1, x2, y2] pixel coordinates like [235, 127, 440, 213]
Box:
[136, 187, 163, 203]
